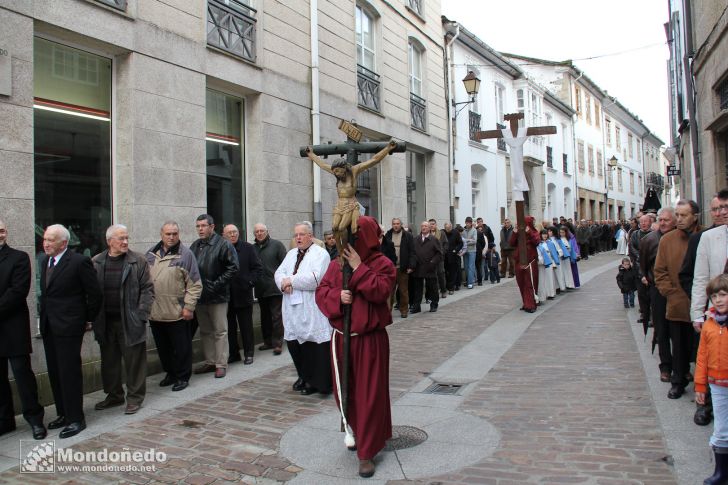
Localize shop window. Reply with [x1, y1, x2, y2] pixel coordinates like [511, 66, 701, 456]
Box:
[33, 37, 112, 256]
[206, 89, 245, 234]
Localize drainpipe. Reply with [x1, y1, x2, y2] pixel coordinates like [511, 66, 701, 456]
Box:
[444, 21, 460, 224]
[310, 0, 323, 238]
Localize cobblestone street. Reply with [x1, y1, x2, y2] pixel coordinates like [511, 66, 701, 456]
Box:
[0, 253, 711, 484]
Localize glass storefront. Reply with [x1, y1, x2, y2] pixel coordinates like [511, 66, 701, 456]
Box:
[33, 38, 112, 256]
[206, 89, 245, 236]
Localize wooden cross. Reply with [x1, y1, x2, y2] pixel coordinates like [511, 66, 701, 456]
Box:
[473, 113, 557, 265]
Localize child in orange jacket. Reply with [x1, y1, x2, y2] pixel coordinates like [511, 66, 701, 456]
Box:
[695, 273, 728, 485]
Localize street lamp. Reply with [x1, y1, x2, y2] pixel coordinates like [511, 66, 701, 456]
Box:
[452, 71, 481, 117]
[608, 155, 618, 168]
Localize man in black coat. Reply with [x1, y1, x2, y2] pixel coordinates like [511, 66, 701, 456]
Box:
[0, 221, 46, 439]
[475, 217, 494, 286]
[412, 221, 442, 313]
[223, 224, 263, 365]
[40, 224, 102, 439]
[384, 218, 416, 318]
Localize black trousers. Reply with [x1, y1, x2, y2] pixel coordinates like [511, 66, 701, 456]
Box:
[151, 320, 192, 382]
[638, 281, 651, 323]
[579, 242, 589, 259]
[669, 320, 694, 386]
[0, 355, 44, 427]
[258, 296, 283, 348]
[445, 252, 460, 290]
[649, 285, 672, 373]
[286, 340, 332, 392]
[411, 276, 439, 309]
[43, 329, 84, 423]
[228, 305, 254, 357]
[476, 252, 484, 284]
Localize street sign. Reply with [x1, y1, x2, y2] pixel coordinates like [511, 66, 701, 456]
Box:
[666, 166, 680, 176]
[338, 119, 363, 143]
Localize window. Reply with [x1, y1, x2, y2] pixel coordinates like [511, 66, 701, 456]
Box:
[608, 170, 614, 189]
[587, 145, 594, 176]
[517, 89, 525, 128]
[356, 5, 380, 111]
[638, 175, 643, 195]
[605, 116, 612, 145]
[615, 125, 621, 150]
[406, 0, 423, 16]
[575, 85, 582, 115]
[585, 93, 592, 125]
[408, 40, 426, 131]
[577, 140, 585, 172]
[207, 0, 257, 62]
[94, 0, 126, 10]
[630, 171, 635, 194]
[597, 149, 603, 178]
[494, 83, 505, 122]
[618, 168, 623, 191]
[34, 38, 112, 256]
[407, 152, 426, 226]
[594, 102, 601, 128]
[206, 89, 245, 233]
[628, 133, 634, 158]
[531, 92, 541, 127]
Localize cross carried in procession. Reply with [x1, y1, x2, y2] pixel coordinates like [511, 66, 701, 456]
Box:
[473, 112, 557, 265]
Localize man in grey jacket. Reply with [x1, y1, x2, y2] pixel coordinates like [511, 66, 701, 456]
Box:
[92, 224, 155, 415]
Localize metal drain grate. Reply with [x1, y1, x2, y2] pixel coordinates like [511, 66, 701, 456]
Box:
[384, 425, 428, 451]
[423, 382, 462, 395]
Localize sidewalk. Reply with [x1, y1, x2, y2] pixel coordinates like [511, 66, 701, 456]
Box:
[0, 252, 709, 483]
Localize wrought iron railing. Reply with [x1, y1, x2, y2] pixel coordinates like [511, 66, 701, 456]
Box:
[546, 146, 553, 168]
[407, 0, 423, 15]
[94, 0, 126, 10]
[207, 0, 257, 62]
[497, 123, 507, 151]
[357, 64, 381, 112]
[410, 93, 427, 131]
[562, 153, 568, 173]
[469, 111, 481, 141]
[646, 171, 665, 189]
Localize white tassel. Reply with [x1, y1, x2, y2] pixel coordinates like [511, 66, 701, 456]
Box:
[344, 426, 356, 448]
[332, 331, 356, 449]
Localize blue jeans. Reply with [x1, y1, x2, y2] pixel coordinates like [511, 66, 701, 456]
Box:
[710, 384, 728, 448]
[462, 252, 476, 286]
[622, 291, 635, 306]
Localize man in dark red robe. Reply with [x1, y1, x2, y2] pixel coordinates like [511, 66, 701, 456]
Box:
[315, 216, 396, 479]
[508, 216, 540, 313]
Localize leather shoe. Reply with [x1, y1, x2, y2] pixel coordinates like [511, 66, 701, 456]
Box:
[400, 313, 408, 318]
[194, 363, 216, 374]
[358, 459, 375, 478]
[124, 403, 141, 415]
[667, 384, 685, 399]
[172, 380, 188, 392]
[300, 385, 318, 395]
[214, 367, 226, 378]
[47, 416, 67, 430]
[429, 306, 438, 313]
[159, 375, 175, 387]
[244, 356, 254, 365]
[410, 306, 421, 314]
[524, 308, 536, 313]
[31, 424, 47, 440]
[228, 354, 242, 364]
[258, 343, 273, 351]
[95, 396, 125, 411]
[292, 378, 305, 391]
[273, 347, 283, 355]
[660, 371, 671, 382]
[59, 421, 85, 439]
[695, 404, 713, 426]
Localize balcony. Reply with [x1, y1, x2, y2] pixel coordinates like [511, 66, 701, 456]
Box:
[546, 146, 553, 168]
[562, 153, 568, 173]
[469, 111, 481, 142]
[497, 123, 507, 151]
[94, 0, 126, 10]
[207, 0, 257, 62]
[410, 93, 427, 132]
[357, 64, 381, 112]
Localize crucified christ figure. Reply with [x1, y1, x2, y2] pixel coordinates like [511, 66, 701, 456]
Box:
[305, 140, 397, 253]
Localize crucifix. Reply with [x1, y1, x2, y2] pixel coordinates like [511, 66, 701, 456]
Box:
[473, 112, 557, 266]
[299, 122, 406, 444]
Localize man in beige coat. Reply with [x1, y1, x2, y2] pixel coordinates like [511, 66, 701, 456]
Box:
[654, 200, 701, 400]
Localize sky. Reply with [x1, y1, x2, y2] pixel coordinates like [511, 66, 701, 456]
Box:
[441, 0, 671, 143]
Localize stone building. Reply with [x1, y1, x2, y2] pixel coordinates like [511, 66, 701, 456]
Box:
[0, 0, 448, 399]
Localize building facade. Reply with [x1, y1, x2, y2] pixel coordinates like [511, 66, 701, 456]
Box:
[0, 0, 448, 398]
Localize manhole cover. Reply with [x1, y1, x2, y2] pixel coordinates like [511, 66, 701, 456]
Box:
[423, 382, 462, 395]
[384, 425, 428, 451]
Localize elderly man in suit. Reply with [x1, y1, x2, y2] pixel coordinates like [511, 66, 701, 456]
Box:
[0, 220, 46, 439]
[412, 221, 443, 313]
[40, 224, 102, 439]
